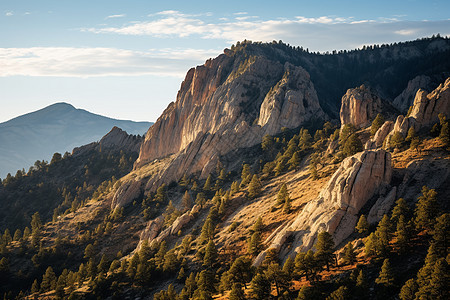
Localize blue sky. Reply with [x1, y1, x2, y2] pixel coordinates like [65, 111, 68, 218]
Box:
[1, 0, 449, 123]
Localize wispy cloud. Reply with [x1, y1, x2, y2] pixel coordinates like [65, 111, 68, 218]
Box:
[0, 47, 222, 78]
[5, 11, 13, 16]
[106, 14, 126, 19]
[84, 12, 450, 51]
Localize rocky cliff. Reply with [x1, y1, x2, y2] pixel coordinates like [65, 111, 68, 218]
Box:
[254, 149, 392, 266]
[135, 52, 325, 189]
[386, 77, 450, 145]
[340, 85, 384, 128]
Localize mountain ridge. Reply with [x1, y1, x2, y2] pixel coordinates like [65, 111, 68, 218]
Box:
[0, 102, 153, 178]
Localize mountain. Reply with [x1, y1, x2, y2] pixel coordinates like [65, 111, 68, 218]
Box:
[0, 102, 153, 178]
[0, 37, 449, 299]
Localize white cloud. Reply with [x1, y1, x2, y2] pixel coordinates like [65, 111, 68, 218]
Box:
[5, 11, 13, 16]
[395, 29, 417, 36]
[84, 12, 450, 51]
[0, 47, 222, 78]
[106, 14, 126, 19]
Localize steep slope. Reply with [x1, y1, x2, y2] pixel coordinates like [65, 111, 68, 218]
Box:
[0, 102, 152, 178]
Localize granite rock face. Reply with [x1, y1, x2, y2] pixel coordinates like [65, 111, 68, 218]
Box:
[393, 75, 432, 113]
[386, 77, 450, 146]
[135, 52, 325, 190]
[254, 149, 392, 266]
[365, 121, 394, 150]
[111, 179, 143, 210]
[340, 85, 383, 128]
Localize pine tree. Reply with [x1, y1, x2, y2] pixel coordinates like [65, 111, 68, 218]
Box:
[343, 134, 363, 157]
[261, 134, 274, 152]
[375, 214, 392, 256]
[315, 231, 335, 271]
[241, 164, 252, 185]
[41, 266, 57, 291]
[405, 127, 416, 142]
[375, 259, 395, 287]
[229, 282, 245, 300]
[309, 162, 319, 179]
[229, 256, 253, 289]
[97, 254, 108, 274]
[182, 190, 193, 212]
[2, 229, 11, 245]
[395, 215, 412, 254]
[282, 256, 294, 275]
[371, 113, 385, 136]
[252, 217, 263, 233]
[410, 136, 420, 151]
[364, 232, 378, 257]
[390, 131, 404, 149]
[288, 152, 301, 170]
[299, 129, 312, 151]
[277, 183, 289, 205]
[265, 262, 289, 296]
[439, 121, 450, 147]
[414, 186, 438, 231]
[200, 217, 215, 242]
[84, 243, 95, 259]
[248, 174, 262, 199]
[163, 250, 179, 273]
[203, 174, 212, 192]
[197, 270, 215, 295]
[433, 213, 449, 257]
[250, 273, 270, 300]
[428, 258, 448, 300]
[399, 278, 418, 300]
[203, 240, 218, 268]
[274, 157, 286, 176]
[13, 229, 21, 241]
[356, 214, 369, 235]
[343, 241, 357, 265]
[356, 269, 368, 290]
[31, 279, 40, 294]
[248, 231, 262, 256]
[391, 198, 409, 224]
[326, 285, 348, 300]
[416, 243, 438, 289]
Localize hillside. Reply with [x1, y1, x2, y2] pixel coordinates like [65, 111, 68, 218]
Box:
[0, 37, 449, 300]
[0, 102, 153, 178]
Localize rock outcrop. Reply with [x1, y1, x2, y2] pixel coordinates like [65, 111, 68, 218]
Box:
[98, 126, 143, 153]
[365, 121, 394, 150]
[111, 179, 143, 209]
[72, 126, 143, 156]
[254, 149, 392, 266]
[136, 204, 201, 249]
[393, 75, 432, 113]
[385, 77, 450, 146]
[340, 85, 383, 128]
[135, 52, 325, 190]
